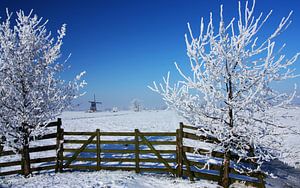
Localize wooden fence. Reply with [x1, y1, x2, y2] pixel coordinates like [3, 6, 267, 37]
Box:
[0, 120, 265, 188]
[0, 119, 61, 176]
[179, 123, 265, 187]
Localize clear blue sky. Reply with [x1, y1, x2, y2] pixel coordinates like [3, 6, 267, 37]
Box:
[1, 0, 300, 109]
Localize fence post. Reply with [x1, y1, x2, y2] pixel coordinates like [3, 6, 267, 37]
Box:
[0, 145, 3, 156]
[55, 118, 62, 173]
[176, 127, 183, 177]
[135, 129, 140, 173]
[55, 118, 64, 173]
[96, 129, 101, 171]
[59, 128, 64, 172]
[258, 172, 266, 188]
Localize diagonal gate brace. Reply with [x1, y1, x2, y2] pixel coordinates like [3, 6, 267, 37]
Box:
[64, 134, 96, 168]
[138, 130, 175, 175]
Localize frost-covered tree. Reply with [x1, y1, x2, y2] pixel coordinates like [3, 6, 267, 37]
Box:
[0, 9, 86, 177]
[149, 1, 299, 187]
[130, 99, 143, 112]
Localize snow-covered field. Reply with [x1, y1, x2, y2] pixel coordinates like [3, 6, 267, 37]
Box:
[1, 108, 300, 187]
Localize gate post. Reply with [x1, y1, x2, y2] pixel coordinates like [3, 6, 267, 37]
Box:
[59, 128, 64, 172]
[96, 129, 101, 170]
[55, 118, 61, 172]
[135, 129, 140, 173]
[176, 129, 182, 177]
[55, 118, 64, 173]
[176, 126, 183, 177]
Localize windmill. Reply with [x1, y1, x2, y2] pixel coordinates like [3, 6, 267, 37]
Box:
[88, 94, 102, 112]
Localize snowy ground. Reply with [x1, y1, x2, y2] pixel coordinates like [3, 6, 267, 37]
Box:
[1, 171, 223, 188]
[1, 108, 300, 187]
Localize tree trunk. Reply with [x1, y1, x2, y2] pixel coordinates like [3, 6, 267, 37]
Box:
[220, 152, 231, 188]
[221, 61, 233, 188]
[21, 123, 31, 177]
[21, 143, 31, 177]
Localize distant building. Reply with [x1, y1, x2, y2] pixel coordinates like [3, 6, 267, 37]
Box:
[88, 94, 101, 112]
[112, 107, 118, 112]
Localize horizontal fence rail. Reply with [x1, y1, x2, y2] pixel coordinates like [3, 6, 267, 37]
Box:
[0, 120, 265, 188]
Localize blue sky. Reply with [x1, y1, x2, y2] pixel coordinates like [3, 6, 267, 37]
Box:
[1, 0, 300, 110]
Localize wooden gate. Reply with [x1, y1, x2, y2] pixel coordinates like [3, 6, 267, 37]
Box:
[62, 129, 177, 174]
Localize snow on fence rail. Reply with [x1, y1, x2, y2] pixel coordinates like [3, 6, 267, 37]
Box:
[0, 120, 265, 188]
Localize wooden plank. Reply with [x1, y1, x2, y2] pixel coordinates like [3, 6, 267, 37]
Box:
[64, 139, 176, 145]
[65, 149, 176, 155]
[31, 157, 56, 164]
[138, 131, 175, 175]
[64, 133, 96, 168]
[189, 160, 221, 171]
[63, 157, 97, 162]
[64, 140, 94, 144]
[100, 140, 136, 145]
[31, 165, 56, 172]
[30, 133, 57, 141]
[182, 124, 198, 130]
[64, 148, 97, 153]
[64, 132, 94, 136]
[29, 145, 57, 153]
[45, 121, 59, 128]
[183, 132, 220, 143]
[0, 160, 21, 167]
[0, 148, 57, 157]
[135, 129, 140, 173]
[64, 140, 136, 145]
[183, 170, 220, 182]
[101, 149, 134, 153]
[39, 133, 57, 140]
[101, 158, 135, 162]
[0, 169, 22, 176]
[182, 146, 224, 158]
[100, 132, 135, 136]
[98, 149, 176, 154]
[140, 141, 176, 145]
[1, 150, 19, 156]
[140, 150, 176, 154]
[140, 158, 176, 163]
[138, 132, 176, 136]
